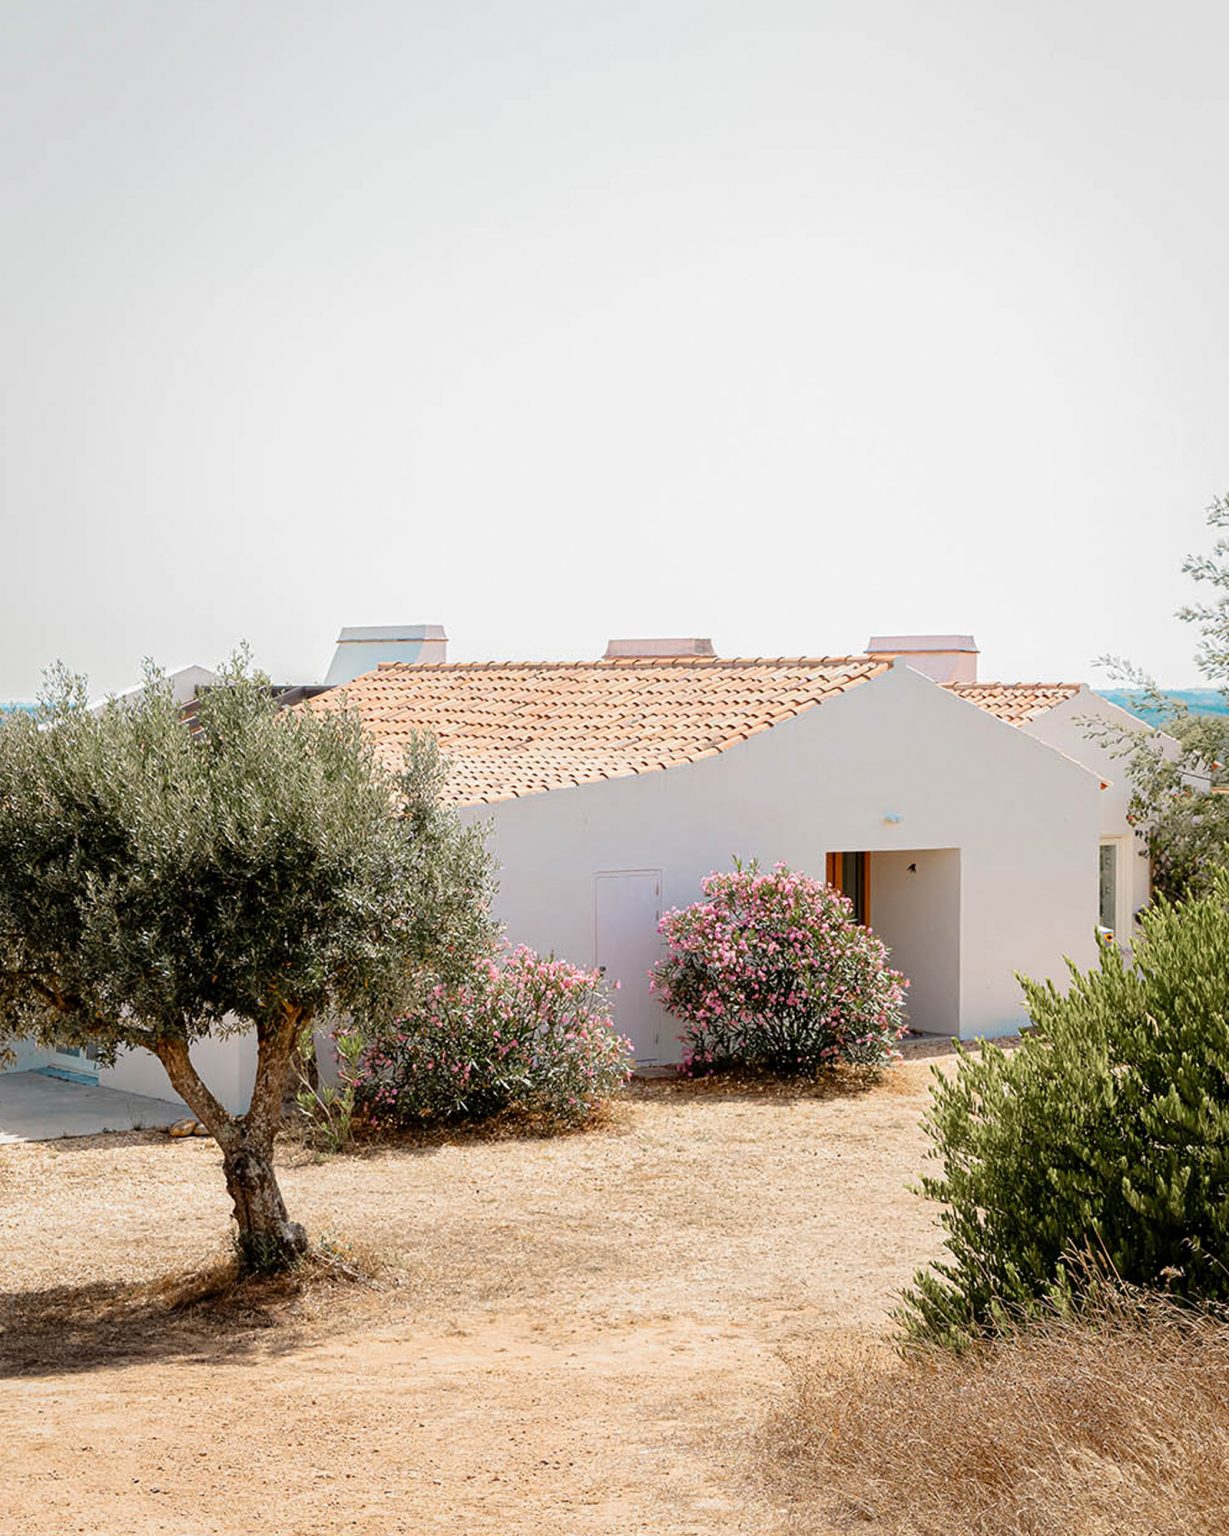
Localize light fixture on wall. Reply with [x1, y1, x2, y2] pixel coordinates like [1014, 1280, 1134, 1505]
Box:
[882, 812, 903, 824]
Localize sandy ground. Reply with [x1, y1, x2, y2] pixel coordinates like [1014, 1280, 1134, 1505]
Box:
[0, 1060, 948, 1536]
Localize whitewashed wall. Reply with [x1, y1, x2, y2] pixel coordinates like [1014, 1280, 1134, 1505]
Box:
[97, 1028, 258, 1113]
[461, 663, 1103, 1051]
[3, 1037, 54, 1072]
[1023, 687, 1172, 936]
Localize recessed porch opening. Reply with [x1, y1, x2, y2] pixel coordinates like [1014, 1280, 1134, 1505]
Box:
[828, 848, 961, 1037]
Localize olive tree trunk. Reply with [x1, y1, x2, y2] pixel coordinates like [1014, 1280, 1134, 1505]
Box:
[154, 1009, 308, 1272]
[220, 1137, 307, 1270]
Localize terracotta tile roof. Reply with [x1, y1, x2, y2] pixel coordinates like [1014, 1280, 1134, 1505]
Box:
[946, 681, 1082, 724]
[300, 657, 891, 806]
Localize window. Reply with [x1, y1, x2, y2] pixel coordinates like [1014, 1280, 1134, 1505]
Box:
[55, 1041, 99, 1062]
[826, 850, 870, 926]
[1099, 843, 1118, 932]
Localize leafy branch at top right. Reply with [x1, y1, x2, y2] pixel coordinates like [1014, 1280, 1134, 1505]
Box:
[1093, 491, 1229, 903]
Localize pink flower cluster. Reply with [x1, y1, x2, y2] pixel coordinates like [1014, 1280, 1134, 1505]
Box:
[355, 945, 633, 1126]
[651, 861, 908, 1075]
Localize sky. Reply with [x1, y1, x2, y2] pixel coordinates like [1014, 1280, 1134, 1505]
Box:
[2, 0, 1226, 699]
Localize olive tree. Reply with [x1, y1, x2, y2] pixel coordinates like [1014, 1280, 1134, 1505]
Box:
[1094, 492, 1229, 902]
[0, 656, 494, 1271]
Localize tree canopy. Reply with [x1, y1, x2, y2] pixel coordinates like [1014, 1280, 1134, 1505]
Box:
[0, 654, 495, 1268]
[1095, 492, 1229, 902]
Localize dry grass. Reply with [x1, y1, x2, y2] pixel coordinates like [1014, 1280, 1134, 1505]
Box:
[23, 1047, 1216, 1536]
[0, 1065, 943, 1535]
[764, 1291, 1229, 1536]
[0, 1240, 387, 1376]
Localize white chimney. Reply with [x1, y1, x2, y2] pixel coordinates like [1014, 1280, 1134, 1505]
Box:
[325, 624, 448, 685]
[866, 634, 978, 684]
[603, 637, 716, 659]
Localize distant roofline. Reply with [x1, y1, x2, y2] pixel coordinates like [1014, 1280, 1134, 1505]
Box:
[87, 663, 217, 714]
[949, 680, 1083, 692]
[371, 654, 881, 672]
[868, 634, 978, 653]
[943, 680, 1084, 726]
[336, 625, 447, 644]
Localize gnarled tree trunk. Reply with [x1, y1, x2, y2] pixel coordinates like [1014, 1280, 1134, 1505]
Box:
[220, 1136, 307, 1270]
[154, 1006, 309, 1272]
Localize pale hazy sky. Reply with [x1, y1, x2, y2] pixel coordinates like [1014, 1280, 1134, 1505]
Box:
[2, 1, 1226, 698]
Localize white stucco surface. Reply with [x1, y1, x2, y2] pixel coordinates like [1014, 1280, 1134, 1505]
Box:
[1023, 686, 1172, 938]
[95, 1029, 258, 1115]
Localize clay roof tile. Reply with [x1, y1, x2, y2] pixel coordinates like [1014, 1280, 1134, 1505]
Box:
[300, 655, 889, 805]
[944, 681, 1082, 724]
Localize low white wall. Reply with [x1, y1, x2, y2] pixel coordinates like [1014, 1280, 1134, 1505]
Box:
[98, 1028, 258, 1114]
[1, 1039, 54, 1073]
[870, 849, 960, 1035]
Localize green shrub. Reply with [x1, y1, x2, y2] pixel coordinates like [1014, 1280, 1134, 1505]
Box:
[293, 1025, 365, 1153]
[903, 873, 1229, 1347]
[356, 946, 633, 1127]
[651, 861, 907, 1075]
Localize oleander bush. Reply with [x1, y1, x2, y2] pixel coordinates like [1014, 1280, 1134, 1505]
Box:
[903, 871, 1229, 1348]
[651, 861, 908, 1075]
[356, 946, 632, 1127]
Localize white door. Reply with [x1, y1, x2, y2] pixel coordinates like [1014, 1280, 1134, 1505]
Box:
[595, 870, 668, 1064]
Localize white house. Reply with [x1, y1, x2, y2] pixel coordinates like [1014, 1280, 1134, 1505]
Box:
[5, 630, 1162, 1107]
[294, 633, 1130, 1067]
[87, 663, 220, 715]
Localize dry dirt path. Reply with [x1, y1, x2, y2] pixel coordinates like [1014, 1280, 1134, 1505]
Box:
[0, 1066, 944, 1535]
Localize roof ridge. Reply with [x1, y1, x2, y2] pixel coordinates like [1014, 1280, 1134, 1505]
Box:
[946, 680, 1082, 691]
[374, 654, 881, 672]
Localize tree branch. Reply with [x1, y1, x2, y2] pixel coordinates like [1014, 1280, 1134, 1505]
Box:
[25, 975, 84, 1015]
[152, 1036, 236, 1143]
[243, 1004, 305, 1145]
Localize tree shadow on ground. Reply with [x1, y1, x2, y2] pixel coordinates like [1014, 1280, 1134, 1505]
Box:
[0, 1253, 373, 1379]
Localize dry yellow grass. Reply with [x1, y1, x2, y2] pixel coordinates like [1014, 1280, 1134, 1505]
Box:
[763, 1291, 1229, 1536]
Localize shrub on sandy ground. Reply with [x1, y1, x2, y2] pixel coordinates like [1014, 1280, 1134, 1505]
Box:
[904, 874, 1229, 1345]
[356, 946, 633, 1127]
[651, 861, 907, 1074]
[764, 1290, 1229, 1536]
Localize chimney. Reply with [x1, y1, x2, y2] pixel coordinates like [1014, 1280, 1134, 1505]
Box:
[603, 637, 716, 659]
[325, 624, 448, 685]
[866, 634, 978, 684]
